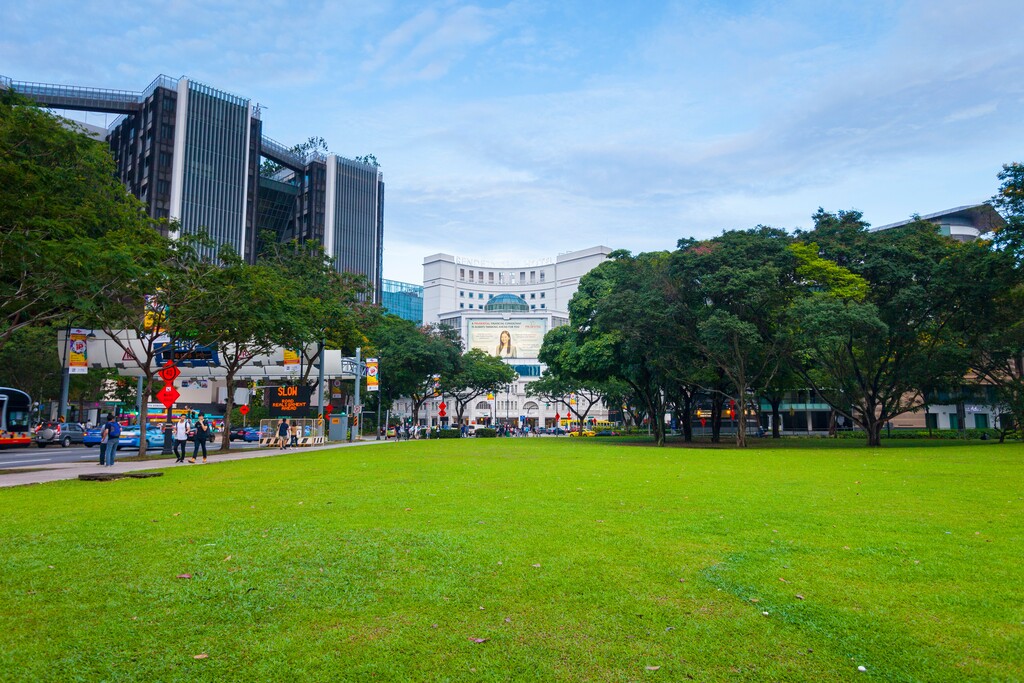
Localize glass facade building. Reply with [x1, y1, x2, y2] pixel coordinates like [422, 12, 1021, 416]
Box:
[5, 73, 382, 293]
[381, 279, 424, 324]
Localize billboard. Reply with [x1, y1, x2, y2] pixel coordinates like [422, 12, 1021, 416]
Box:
[67, 329, 90, 374]
[467, 320, 546, 359]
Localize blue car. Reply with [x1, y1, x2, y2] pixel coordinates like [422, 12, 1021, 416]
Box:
[117, 427, 165, 450]
[229, 426, 261, 442]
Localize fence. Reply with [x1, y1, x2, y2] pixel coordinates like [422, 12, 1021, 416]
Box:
[257, 418, 325, 447]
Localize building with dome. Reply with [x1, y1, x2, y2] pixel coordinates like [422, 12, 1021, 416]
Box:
[402, 247, 612, 428]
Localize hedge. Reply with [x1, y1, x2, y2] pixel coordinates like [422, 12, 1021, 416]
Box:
[432, 429, 461, 439]
[475, 428, 497, 438]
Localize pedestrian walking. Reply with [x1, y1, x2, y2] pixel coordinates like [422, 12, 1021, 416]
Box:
[188, 417, 209, 463]
[278, 418, 290, 449]
[102, 413, 121, 467]
[173, 414, 191, 463]
[291, 422, 300, 447]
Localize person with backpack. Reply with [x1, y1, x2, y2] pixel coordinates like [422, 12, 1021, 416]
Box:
[277, 418, 290, 449]
[173, 414, 192, 463]
[188, 417, 209, 463]
[102, 413, 121, 467]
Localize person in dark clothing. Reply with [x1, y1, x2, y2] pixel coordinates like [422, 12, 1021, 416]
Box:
[278, 418, 290, 449]
[189, 417, 209, 463]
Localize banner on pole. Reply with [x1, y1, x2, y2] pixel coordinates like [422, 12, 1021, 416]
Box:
[68, 329, 89, 374]
[366, 358, 379, 392]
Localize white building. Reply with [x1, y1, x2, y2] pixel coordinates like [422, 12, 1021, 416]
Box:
[410, 246, 612, 428]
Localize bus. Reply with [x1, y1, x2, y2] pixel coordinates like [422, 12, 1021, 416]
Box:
[0, 388, 33, 448]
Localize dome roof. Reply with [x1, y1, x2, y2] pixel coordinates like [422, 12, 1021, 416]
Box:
[485, 293, 529, 312]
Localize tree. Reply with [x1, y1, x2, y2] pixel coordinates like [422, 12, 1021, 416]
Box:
[525, 372, 607, 427]
[0, 91, 160, 349]
[541, 251, 676, 445]
[671, 228, 799, 447]
[370, 318, 462, 425]
[95, 231, 219, 456]
[442, 349, 517, 425]
[179, 247, 306, 451]
[789, 211, 974, 446]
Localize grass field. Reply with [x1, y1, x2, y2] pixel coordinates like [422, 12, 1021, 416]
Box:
[0, 438, 1021, 681]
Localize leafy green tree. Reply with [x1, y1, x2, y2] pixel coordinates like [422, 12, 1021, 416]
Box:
[525, 373, 608, 427]
[179, 247, 307, 451]
[672, 228, 798, 446]
[542, 251, 675, 445]
[370, 317, 462, 425]
[441, 348, 517, 425]
[790, 211, 974, 446]
[0, 91, 162, 349]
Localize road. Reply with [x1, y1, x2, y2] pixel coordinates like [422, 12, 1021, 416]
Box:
[0, 441, 263, 469]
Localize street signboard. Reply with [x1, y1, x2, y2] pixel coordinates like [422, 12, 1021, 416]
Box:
[266, 386, 312, 417]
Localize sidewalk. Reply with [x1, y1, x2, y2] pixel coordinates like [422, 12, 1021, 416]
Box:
[0, 439, 389, 489]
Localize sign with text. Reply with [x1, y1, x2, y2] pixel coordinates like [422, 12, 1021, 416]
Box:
[266, 385, 312, 417]
[467, 319, 546, 359]
[154, 343, 220, 368]
[67, 328, 90, 374]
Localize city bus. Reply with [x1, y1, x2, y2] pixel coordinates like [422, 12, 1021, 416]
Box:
[0, 387, 33, 448]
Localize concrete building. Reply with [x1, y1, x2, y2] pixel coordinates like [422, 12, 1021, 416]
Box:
[400, 247, 612, 428]
[2, 74, 383, 299]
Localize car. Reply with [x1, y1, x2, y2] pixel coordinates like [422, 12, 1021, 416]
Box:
[595, 430, 620, 437]
[569, 429, 596, 437]
[34, 421, 87, 448]
[387, 426, 397, 438]
[229, 426, 261, 442]
[117, 426, 165, 450]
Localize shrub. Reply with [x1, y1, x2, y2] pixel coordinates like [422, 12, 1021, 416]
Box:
[432, 429, 461, 439]
[475, 428, 497, 438]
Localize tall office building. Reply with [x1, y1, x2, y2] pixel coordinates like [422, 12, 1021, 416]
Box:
[2, 74, 383, 300]
[381, 279, 424, 324]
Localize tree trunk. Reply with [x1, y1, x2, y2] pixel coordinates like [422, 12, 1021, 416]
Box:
[734, 393, 747, 448]
[220, 375, 236, 452]
[770, 397, 782, 439]
[681, 392, 693, 443]
[711, 395, 724, 443]
[864, 414, 883, 447]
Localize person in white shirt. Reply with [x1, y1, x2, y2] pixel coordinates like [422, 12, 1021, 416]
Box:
[173, 415, 191, 463]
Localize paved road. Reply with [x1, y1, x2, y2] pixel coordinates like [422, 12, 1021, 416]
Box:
[0, 441, 262, 469]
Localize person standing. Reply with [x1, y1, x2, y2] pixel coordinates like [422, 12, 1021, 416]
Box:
[291, 421, 300, 447]
[173, 414, 191, 463]
[277, 418, 290, 449]
[102, 414, 121, 467]
[189, 417, 209, 463]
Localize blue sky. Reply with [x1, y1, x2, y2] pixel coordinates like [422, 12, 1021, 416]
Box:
[4, 0, 1023, 282]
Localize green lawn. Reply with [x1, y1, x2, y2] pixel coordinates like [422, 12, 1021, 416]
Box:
[0, 439, 1021, 681]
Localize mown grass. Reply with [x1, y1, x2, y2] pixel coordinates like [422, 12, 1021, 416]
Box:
[0, 439, 1021, 681]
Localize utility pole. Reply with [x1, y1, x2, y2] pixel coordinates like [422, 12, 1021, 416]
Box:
[352, 346, 362, 441]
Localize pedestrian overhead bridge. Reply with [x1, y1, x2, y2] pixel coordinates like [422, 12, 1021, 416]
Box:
[1, 74, 305, 171]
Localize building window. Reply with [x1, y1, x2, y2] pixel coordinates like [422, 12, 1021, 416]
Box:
[520, 271, 526, 283]
[460, 291, 464, 297]
[531, 305, 536, 309]
[540, 292, 545, 298]
[460, 268, 465, 280]
[469, 271, 474, 282]
[489, 272, 494, 283]
[469, 304, 474, 309]
[460, 303, 464, 309]
[530, 293, 536, 299]
[540, 271, 545, 282]
[530, 271, 536, 283]
[540, 303, 545, 309]
[488, 294, 493, 299]
[478, 271, 483, 281]
[479, 293, 484, 299]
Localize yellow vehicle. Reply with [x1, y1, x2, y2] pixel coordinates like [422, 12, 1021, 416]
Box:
[569, 429, 596, 437]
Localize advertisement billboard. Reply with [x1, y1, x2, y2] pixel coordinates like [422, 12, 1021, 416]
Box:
[67, 329, 90, 374]
[467, 319, 546, 359]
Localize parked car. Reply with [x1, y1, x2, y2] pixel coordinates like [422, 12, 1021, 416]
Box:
[229, 426, 261, 442]
[595, 430, 620, 437]
[83, 427, 105, 448]
[118, 426, 165, 450]
[569, 429, 596, 438]
[34, 422, 86, 448]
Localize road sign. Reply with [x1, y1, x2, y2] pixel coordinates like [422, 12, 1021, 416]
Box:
[438, 409, 447, 418]
[158, 364, 181, 382]
[700, 418, 707, 427]
[157, 385, 180, 409]
[122, 349, 137, 362]
[239, 405, 250, 416]
[439, 401, 447, 411]
[554, 412, 560, 421]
